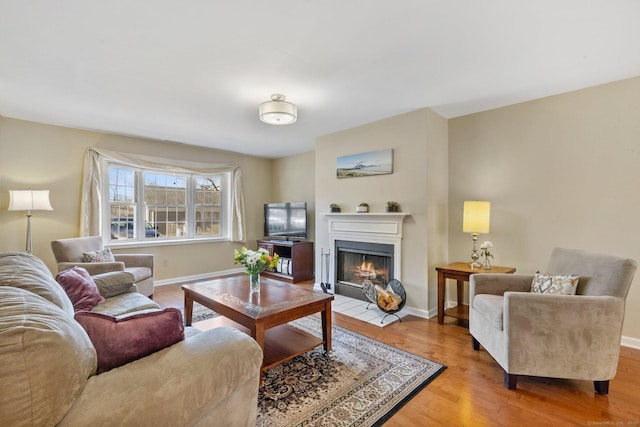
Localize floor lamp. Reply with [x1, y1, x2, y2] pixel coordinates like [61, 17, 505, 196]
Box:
[463, 200, 490, 268]
[8, 190, 53, 254]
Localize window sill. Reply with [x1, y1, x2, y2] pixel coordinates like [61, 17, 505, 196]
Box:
[107, 237, 230, 249]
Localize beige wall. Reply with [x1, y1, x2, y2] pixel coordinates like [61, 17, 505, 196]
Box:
[449, 76, 640, 341]
[3, 75, 639, 342]
[314, 108, 448, 314]
[271, 151, 316, 242]
[0, 117, 271, 280]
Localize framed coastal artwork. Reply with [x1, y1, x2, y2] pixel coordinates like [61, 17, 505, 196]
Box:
[336, 148, 394, 179]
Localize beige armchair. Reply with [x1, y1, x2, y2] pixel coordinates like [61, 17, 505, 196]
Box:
[51, 236, 155, 297]
[469, 247, 636, 394]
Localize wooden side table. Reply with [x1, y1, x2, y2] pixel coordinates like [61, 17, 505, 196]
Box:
[436, 262, 516, 325]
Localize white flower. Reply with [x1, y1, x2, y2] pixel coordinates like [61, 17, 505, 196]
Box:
[480, 241, 493, 249]
[480, 241, 494, 259]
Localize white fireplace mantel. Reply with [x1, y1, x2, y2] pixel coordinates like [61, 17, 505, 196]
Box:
[322, 212, 410, 284]
[322, 212, 410, 238]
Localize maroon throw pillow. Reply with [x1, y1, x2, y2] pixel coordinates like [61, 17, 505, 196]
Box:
[56, 266, 105, 311]
[74, 308, 185, 374]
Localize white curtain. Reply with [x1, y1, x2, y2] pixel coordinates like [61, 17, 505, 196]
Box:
[80, 147, 246, 242]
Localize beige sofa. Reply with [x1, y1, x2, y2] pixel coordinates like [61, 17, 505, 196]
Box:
[0, 252, 262, 426]
[51, 236, 155, 297]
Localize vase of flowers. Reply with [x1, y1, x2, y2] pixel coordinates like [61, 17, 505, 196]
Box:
[249, 272, 260, 293]
[234, 247, 279, 293]
[480, 241, 494, 269]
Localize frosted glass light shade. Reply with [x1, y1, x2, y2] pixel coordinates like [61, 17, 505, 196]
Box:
[8, 190, 53, 212]
[259, 94, 297, 125]
[463, 201, 490, 234]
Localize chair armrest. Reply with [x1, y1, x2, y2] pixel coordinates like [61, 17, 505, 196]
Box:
[470, 273, 534, 297]
[503, 292, 625, 377]
[57, 261, 125, 275]
[113, 254, 154, 270]
[59, 327, 262, 426]
[92, 271, 136, 298]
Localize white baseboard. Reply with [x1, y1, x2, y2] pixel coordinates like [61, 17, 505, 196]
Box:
[154, 268, 244, 287]
[400, 306, 431, 319]
[621, 335, 640, 350]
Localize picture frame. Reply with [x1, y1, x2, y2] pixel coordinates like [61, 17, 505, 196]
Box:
[336, 148, 393, 179]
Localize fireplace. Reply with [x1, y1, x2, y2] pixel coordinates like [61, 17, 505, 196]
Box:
[335, 240, 394, 301]
[324, 212, 407, 302]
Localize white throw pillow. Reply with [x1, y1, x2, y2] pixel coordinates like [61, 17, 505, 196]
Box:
[530, 272, 579, 295]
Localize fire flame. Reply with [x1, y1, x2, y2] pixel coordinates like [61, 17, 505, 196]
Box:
[358, 260, 376, 279]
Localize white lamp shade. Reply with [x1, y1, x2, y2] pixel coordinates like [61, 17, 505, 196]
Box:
[8, 190, 53, 212]
[463, 201, 490, 234]
[259, 94, 297, 125]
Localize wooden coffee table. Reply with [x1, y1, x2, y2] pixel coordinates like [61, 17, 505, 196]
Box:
[182, 275, 333, 375]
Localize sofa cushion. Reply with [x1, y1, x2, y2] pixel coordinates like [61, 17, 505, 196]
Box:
[472, 294, 505, 330]
[75, 308, 185, 374]
[90, 292, 161, 317]
[124, 266, 153, 282]
[0, 252, 75, 316]
[530, 272, 579, 295]
[83, 247, 116, 263]
[92, 271, 136, 298]
[56, 267, 105, 312]
[0, 286, 97, 427]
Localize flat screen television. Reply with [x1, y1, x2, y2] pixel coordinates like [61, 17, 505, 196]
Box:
[264, 202, 307, 240]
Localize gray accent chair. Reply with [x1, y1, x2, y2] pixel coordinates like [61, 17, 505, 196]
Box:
[469, 247, 636, 394]
[51, 236, 155, 298]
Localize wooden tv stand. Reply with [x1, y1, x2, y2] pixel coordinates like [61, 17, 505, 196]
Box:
[257, 240, 314, 283]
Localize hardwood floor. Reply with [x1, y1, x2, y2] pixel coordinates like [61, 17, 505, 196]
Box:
[155, 282, 640, 426]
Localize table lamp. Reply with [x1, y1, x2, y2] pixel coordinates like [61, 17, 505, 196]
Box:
[463, 200, 490, 268]
[8, 190, 53, 254]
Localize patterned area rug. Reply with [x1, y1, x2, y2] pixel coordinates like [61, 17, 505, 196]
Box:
[260, 316, 444, 426]
[187, 305, 446, 426]
[190, 302, 220, 323]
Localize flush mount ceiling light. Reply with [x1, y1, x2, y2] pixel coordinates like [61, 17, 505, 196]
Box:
[259, 94, 297, 125]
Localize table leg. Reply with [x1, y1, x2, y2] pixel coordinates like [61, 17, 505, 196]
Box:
[250, 325, 266, 361]
[184, 292, 193, 326]
[321, 301, 332, 353]
[437, 271, 445, 324]
[457, 280, 464, 307]
[251, 325, 266, 386]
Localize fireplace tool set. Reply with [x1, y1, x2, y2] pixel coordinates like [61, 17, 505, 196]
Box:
[319, 248, 332, 293]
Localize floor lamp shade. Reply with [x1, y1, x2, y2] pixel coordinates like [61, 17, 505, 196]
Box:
[8, 190, 53, 212]
[8, 190, 53, 254]
[463, 201, 491, 234]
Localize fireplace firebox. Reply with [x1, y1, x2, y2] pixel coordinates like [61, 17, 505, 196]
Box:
[334, 240, 394, 302]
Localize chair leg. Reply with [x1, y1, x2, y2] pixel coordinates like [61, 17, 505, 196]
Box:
[471, 336, 480, 351]
[594, 380, 609, 395]
[504, 372, 517, 390]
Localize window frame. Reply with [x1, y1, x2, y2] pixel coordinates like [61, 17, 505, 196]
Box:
[102, 160, 232, 246]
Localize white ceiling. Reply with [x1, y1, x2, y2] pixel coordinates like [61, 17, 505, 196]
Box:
[2, 1, 640, 158]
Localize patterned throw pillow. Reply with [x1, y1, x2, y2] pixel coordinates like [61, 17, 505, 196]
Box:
[83, 248, 115, 263]
[530, 273, 579, 295]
